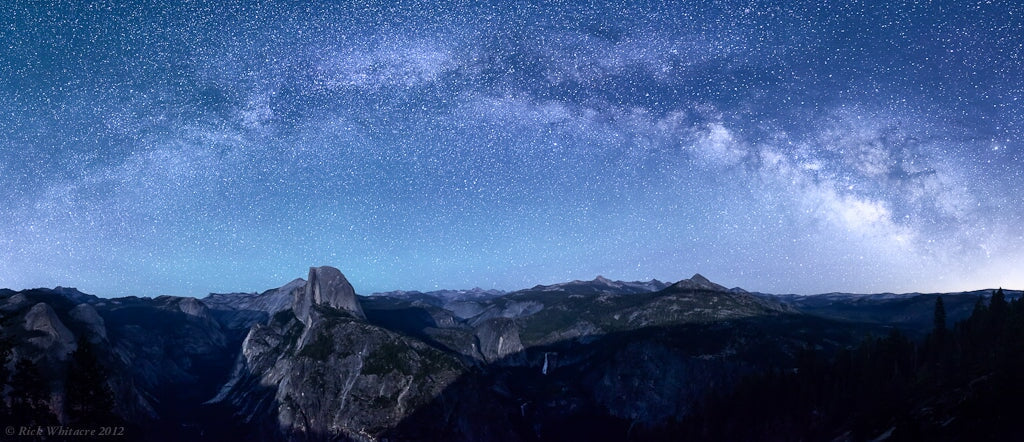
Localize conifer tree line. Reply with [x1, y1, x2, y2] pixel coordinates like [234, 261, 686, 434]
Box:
[0, 336, 119, 427]
[677, 289, 1024, 441]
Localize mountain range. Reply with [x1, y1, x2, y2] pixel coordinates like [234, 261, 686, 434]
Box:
[0, 267, 1018, 441]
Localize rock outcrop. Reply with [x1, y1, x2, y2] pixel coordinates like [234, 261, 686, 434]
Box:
[293, 266, 365, 325]
[24, 302, 77, 359]
[203, 278, 303, 315]
[69, 303, 108, 343]
[203, 278, 306, 331]
[474, 317, 524, 363]
[177, 296, 211, 318]
[667, 273, 729, 292]
[215, 270, 462, 441]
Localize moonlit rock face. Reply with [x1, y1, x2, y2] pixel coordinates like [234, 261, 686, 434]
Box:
[293, 266, 365, 323]
[24, 302, 77, 359]
[70, 303, 107, 342]
[178, 297, 210, 318]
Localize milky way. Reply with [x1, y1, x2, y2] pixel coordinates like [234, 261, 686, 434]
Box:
[2, 0, 1022, 297]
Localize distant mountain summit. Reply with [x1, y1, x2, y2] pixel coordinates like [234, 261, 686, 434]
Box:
[368, 287, 506, 301]
[667, 273, 730, 292]
[203, 278, 302, 315]
[531, 275, 671, 294]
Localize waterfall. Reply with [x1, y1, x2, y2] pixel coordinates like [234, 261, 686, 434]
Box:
[542, 352, 549, 375]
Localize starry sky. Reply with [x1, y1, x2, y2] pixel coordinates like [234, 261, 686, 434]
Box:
[2, 0, 1023, 297]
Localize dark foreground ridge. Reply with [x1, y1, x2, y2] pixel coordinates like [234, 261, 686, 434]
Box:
[0, 267, 1020, 441]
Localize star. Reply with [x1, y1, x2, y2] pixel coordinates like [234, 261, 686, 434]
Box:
[1, 0, 1021, 297]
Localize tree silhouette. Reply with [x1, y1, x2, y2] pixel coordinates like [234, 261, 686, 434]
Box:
[933, 296, 946, 339]
[66, 337, 118, 424]
[9, 357, 57, 427]
[0, 336, 13, 419]
[990, 288, 1008, 322]
[678, 287, 1024, 441]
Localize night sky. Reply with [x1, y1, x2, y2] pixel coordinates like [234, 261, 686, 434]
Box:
[2, 0, 1022, 297]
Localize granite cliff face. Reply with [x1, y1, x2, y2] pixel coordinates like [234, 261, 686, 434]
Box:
[293, 266, 365, 326]
[24, 302, 77, 361]
[69, 303, 107, 343]
[473, 317, 524, 363]
[212, 266, 462, 441]
[203, 278, 305, 332]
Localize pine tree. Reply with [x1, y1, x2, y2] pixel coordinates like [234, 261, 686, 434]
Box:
[9, 357, 57, 427]
[934, 296, 947, 342]
[0, 336, 13, 418]
[973, 295, 988, 316]
[991, 288, 1008, 319]
[66, 338, 117, 423]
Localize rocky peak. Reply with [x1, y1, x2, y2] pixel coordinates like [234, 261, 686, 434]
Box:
[276, 277, 306, 298]
[178, 297, 211, 318]
[53, 286, 94, 303]
[69, 303, 108, 343]
[669, 273, 729, 292]
[293, 266, 365, 325]
[24, 302, 77, 360]
[203, 278, 304, 315]
[690, 273, 712, 285]
[2, 293, 28, 311]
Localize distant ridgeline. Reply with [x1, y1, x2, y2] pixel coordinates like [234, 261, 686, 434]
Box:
[0, 272, 1020, 441]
